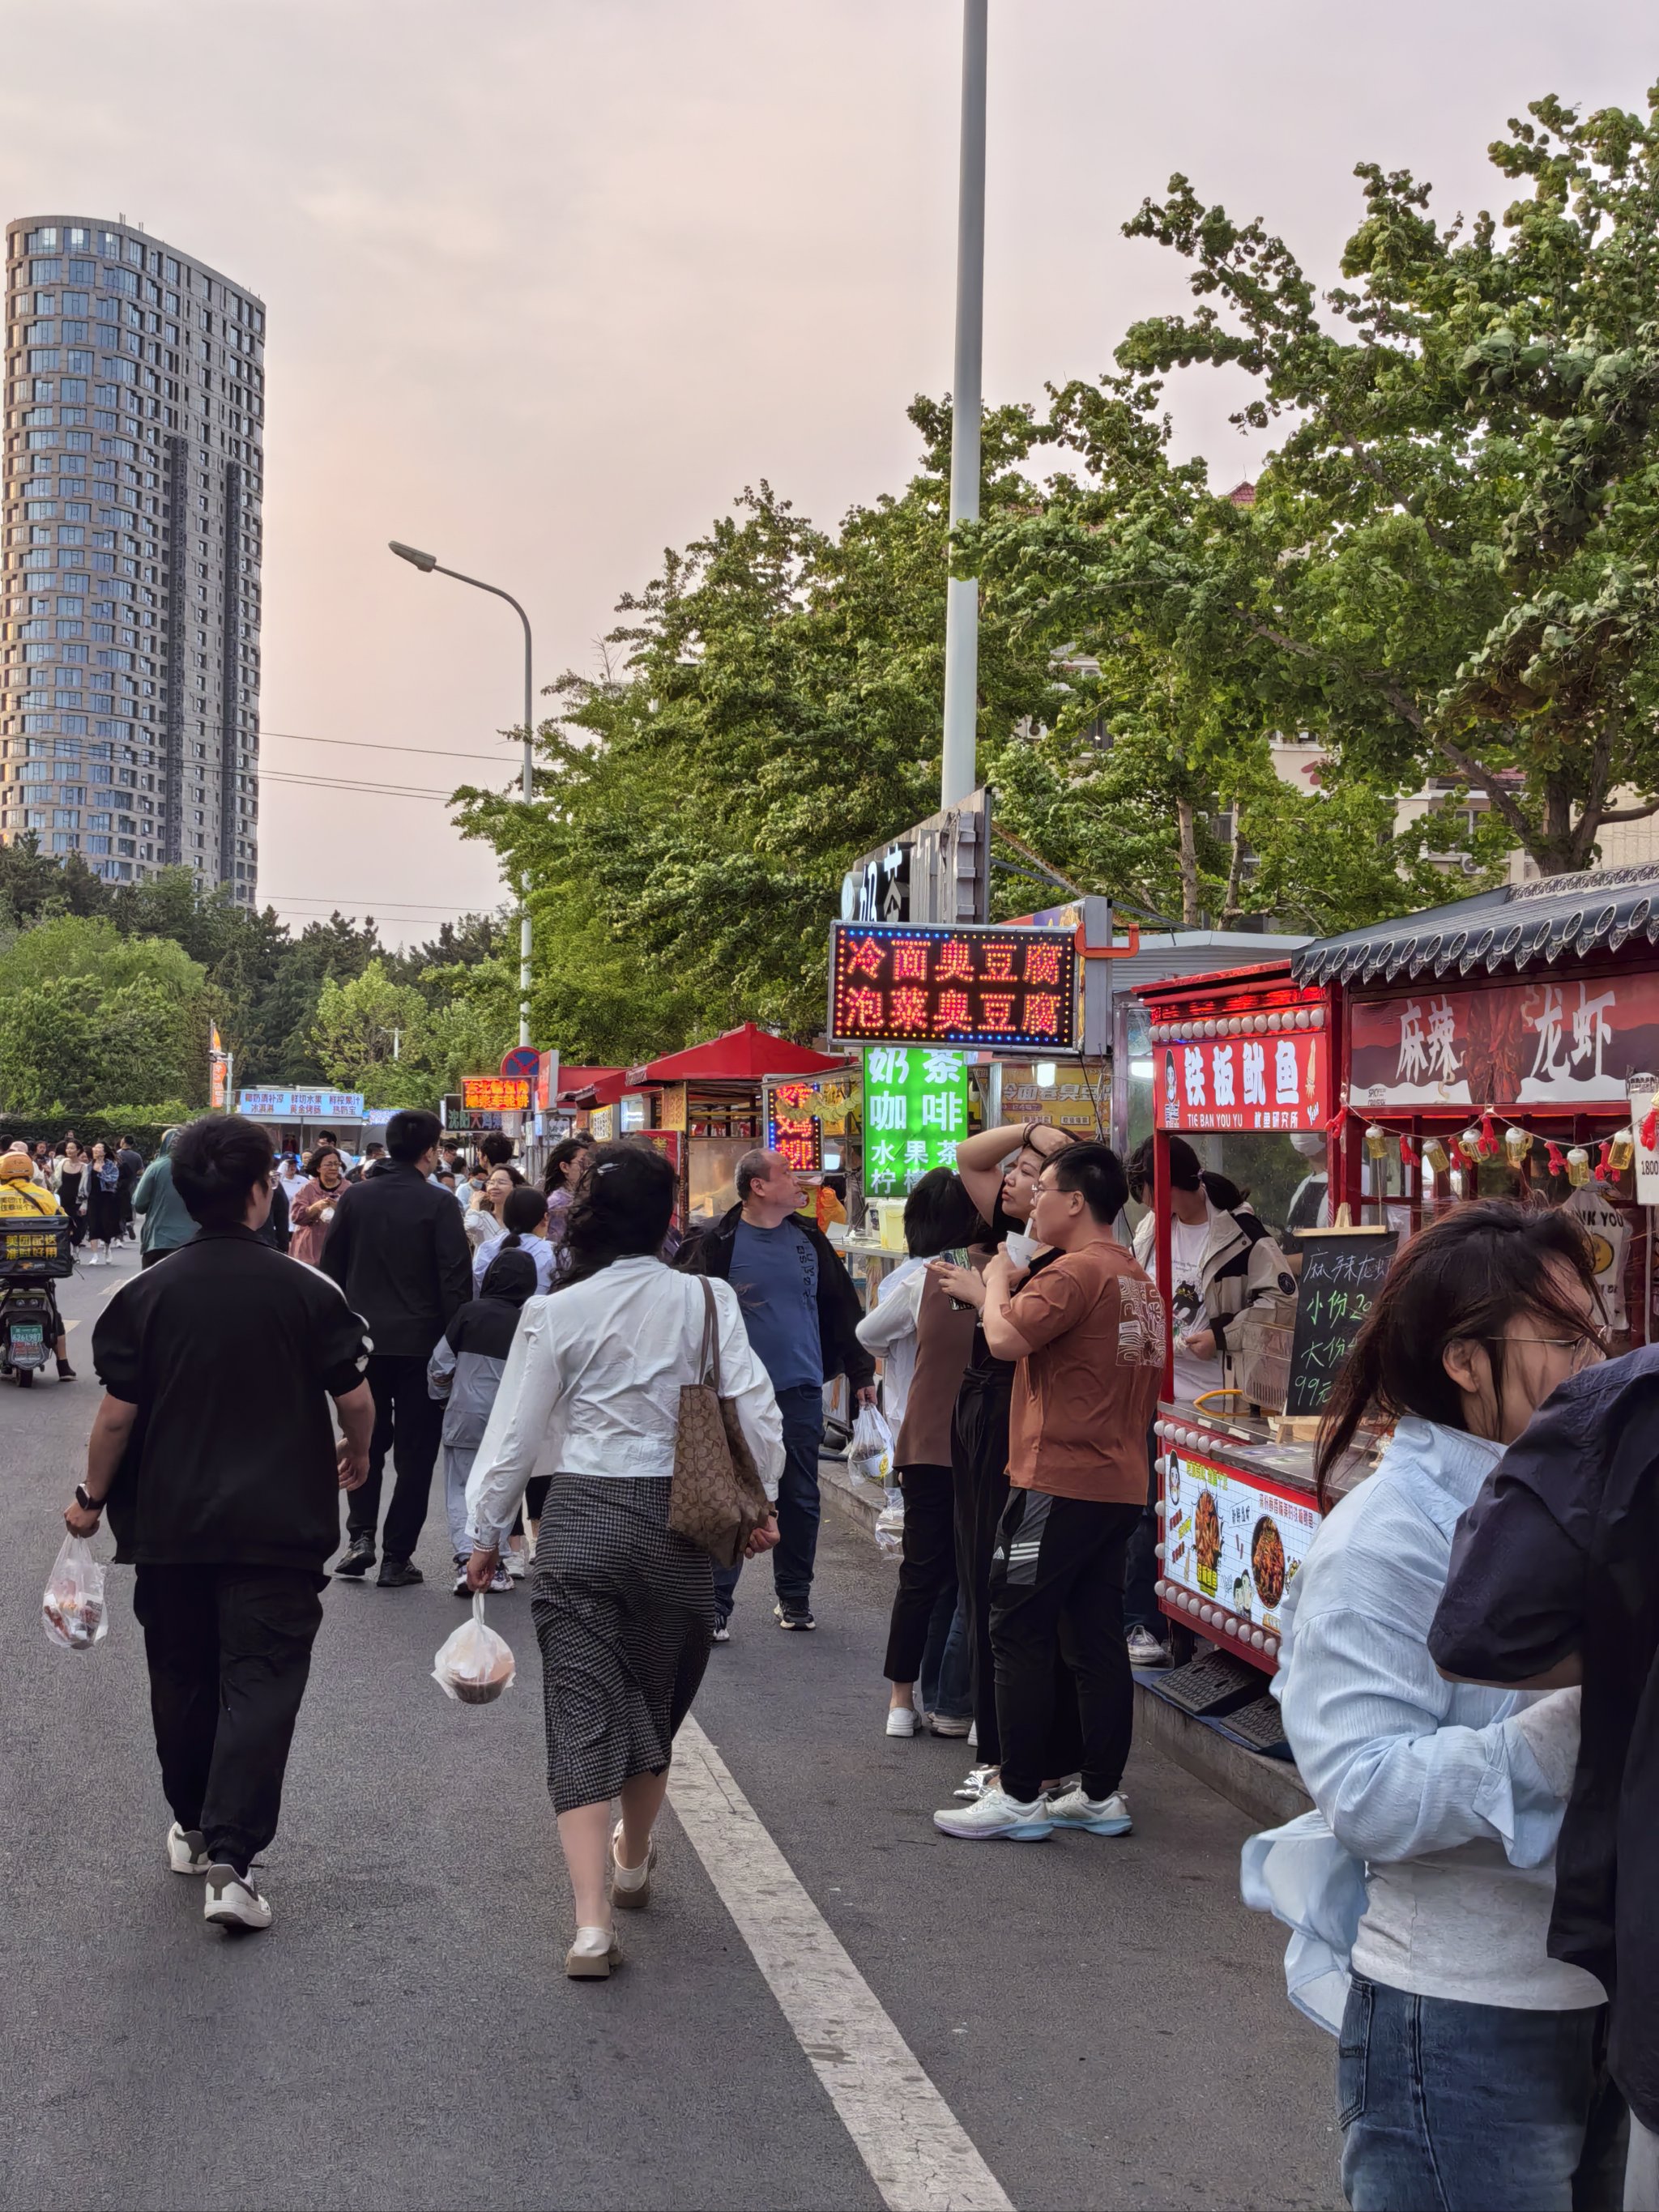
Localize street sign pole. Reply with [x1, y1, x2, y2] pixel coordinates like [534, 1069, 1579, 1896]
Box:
[940, 0, 987, 812]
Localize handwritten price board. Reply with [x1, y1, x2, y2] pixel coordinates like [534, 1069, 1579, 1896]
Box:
[1284, 1230, 1397, 1418]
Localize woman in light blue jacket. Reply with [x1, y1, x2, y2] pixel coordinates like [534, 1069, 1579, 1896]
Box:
[1250, 1201, 1623, 2211]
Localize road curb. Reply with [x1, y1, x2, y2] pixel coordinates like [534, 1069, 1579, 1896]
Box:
[1132, 1677, 1311, 1827]
[819, 1454, 884, 1538]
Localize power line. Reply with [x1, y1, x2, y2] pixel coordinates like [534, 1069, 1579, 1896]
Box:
[261, 730, 517, 765]
[260, 769, 459, 802]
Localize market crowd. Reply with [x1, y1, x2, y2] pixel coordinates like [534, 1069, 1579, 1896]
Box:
[47, 1102, 1659, 2208]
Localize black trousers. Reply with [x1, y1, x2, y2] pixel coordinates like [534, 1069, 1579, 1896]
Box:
[991, 1490, 1140, 1806]
[883, 1464, 957, 1685]
[1122, 1426, 1161, 1635]
[349, 1352, 445, 1562]
[132, 1563, 325, 1873]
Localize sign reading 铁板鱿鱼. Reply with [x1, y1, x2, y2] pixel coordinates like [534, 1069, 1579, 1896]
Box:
[1154, 1029, 1328, 1133]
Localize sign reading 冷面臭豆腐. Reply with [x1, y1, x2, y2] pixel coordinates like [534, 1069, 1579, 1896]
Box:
[828, 923, 1077, 1051]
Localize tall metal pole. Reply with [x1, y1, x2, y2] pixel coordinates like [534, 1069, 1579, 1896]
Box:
[940, 0, 987, 811]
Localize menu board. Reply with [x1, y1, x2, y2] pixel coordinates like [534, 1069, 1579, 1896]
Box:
[1161, 1449, 1320, 1638]
[1285, 1230, 1397, 1417]
[863, 1045, 970, 1195]
[767, 1081, 823, 1174]
[829, 923, 1077, 1051]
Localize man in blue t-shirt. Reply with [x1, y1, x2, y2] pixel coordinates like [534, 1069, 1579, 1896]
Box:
[684, 1148, 875, 1634]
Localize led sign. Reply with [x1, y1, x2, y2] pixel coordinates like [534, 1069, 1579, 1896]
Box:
[461, 1076, 531, 1111]
[827, 923, 1077, 1052]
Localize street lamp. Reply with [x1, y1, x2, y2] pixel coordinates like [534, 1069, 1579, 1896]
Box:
[940, 0, 987, 810]
[389, 540, 535, 1046]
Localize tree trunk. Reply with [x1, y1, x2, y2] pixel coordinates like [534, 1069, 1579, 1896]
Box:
[1175, 799, 1201, 927]
[1538, 775, 1576, 876]
[1219, 802, 1247, 924]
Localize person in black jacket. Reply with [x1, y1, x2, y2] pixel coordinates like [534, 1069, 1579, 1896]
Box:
[66, 1112, 373, 1934]
[680, 1147, 875, 1634]
[321, 1106, 473, 1588]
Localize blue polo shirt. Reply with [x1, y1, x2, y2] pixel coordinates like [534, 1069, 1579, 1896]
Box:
[730, 1217, 821, 1393]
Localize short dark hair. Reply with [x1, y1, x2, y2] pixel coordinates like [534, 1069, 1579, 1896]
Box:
[501, 1185, 548, 1240]
[171, 1112, 275, 1232]
[735, 1148, 778, 1202]
[386, 1108, 441, 1163]
[476, 1130, 515, 1168]
[365, 1141, 386, 1157]
[1046, 1140, 1129, 1224]
[563, 1141, 676, 1284]
[1127, 1134, 1202, 1198]
[903, 1168, 992, 1258]
[305, 1144, 342, 1178]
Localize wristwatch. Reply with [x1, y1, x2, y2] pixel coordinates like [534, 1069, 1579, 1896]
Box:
[74, 1483, 101, 1514]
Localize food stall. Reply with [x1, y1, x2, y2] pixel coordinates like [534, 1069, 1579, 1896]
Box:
[237, 1088, 369, 1159]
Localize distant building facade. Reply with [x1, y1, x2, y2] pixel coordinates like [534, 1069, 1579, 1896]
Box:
[1, 216, 264, 898]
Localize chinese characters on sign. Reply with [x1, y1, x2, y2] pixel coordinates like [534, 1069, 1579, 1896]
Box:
[1153, 1031, 1328, 1132]
[1160, 1451, 1320, 1638]
[1350, 974, 1659, 1109]
[237, 1089, 365, 1121]
[829, 923, 1077, 1051]
[766, 1081, 824, 1175]
[460, 1076, 531, 1112]
[862, 1046, 970, 1196]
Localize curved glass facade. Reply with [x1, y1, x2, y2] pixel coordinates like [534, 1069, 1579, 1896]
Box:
[1, 217, 263, 897]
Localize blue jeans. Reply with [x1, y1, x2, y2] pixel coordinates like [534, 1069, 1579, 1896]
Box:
[920, 1589, 972, 1720]
[1338, 1975, 1626, 2211]
[714, 1383, 824, 1620]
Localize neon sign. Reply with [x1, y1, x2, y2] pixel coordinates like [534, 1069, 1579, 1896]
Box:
[827, 924, 1077, 1051]
[461, 1076, 531, 1111]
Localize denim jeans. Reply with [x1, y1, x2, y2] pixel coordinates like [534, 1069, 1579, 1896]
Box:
[919, 1588, 973, 1720]
[714, 1383, 824, 1620]
[1338, 1975, 1627, 2211]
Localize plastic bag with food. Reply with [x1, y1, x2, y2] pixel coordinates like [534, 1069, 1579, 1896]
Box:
[433, 1594, 515, 1706]
[42, 1532, 108, 1652]
[848, 1403, 895, 1489]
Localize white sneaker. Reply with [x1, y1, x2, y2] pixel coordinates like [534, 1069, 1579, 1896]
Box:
[711, 1622, 731, 1644]
[932, 1785, 1054, 1841]
[1047, 1786, 1133, 1836]
[203, 1864, 272, 1931]
[885, 1704, 923, 1737]
[953, 1762, 995, 1801]
[1126, 1626, 1171, 1669]
[927, 1712, 971, 1738]
[505, 1548, 526, 1580]
[167, 1822, 209, 1875]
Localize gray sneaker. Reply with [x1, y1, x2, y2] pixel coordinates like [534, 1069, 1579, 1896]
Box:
[1126, 1626, 1171, 1669]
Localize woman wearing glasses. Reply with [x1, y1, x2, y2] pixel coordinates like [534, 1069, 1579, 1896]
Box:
[1249, 1201, 1624, 2210]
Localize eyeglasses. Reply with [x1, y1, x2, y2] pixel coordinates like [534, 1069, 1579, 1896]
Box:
[1491, 1329, 1610, 1372]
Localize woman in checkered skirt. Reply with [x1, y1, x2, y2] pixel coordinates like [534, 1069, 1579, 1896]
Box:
[464, 1142, 783, 1978]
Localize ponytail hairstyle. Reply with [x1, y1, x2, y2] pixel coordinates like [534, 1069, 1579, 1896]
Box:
[1314, 1199, 1604, 1505]
[558, 1141, 676, 1287]
[500, 1184, 549, 1247]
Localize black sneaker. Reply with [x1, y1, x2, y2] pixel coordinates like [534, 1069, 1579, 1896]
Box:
[333, 1536, 376, 1579]
[377, 1558, 423, 1588]
[774, 1600, 816, 1631]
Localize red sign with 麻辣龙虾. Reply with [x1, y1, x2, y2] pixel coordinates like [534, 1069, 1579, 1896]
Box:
[827, 923, 1077, 1051]
[1154, 1029, 1328, 1132]
[1349, 972, 1659, 1110]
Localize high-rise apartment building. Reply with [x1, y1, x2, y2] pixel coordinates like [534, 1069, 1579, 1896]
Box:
[1, 216, 264, 898]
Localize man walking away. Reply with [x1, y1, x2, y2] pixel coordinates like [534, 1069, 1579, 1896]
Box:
[683, 1147, 874, 1634]
[934, 1144, 1164, 1842]
[132, 1129, 196, 1269]
[322, 1107, 472, 1588]
[116, 1135, 144, 1242]
[67, 1113, 373, 1933]
[348, 1142, 387, 1184]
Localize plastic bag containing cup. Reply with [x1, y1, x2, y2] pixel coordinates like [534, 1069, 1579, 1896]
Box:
[433, 1594, 515, 1705]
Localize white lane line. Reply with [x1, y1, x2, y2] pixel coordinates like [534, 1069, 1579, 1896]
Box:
[669, 1715, 1013, 2212]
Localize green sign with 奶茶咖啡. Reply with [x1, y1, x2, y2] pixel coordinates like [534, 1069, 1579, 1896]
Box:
[862, 1046, 970, 1196]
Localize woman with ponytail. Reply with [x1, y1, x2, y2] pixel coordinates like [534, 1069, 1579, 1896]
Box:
[1247, 1201, 1626, 2209]
[471, 1183, 553, 1294]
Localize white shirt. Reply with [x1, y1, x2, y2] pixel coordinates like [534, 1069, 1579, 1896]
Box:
[472, 1230, 556, 1295]
[853, 1256, 926, 1430]
[466, 1256, 785, 1538]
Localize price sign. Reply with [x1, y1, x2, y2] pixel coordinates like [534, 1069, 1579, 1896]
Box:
[766, 1081, 823, 1174]
[461, 1076, 531, 1112]
[828, 923, 1077, 1051]
[1285, 1230, 1398, 1417]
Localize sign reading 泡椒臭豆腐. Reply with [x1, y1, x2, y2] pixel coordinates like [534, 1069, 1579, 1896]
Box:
[862, 1046, 970, 1196]
[829, 923, 1077, 1051]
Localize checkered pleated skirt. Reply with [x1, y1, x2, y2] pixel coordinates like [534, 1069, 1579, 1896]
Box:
[530, 1475, 716, 1814]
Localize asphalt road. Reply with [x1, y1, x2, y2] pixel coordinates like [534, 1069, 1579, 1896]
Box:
[2, 1250, 1339, 2212]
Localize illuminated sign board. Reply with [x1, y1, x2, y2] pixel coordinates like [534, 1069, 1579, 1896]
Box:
[766, 1080, 823, 1175]
[827, 923, 1077, 1051]
[1154, 1030, 1327, 1132]
[461, 1076, 531, 1112]
[237, 1089, 364, 1121]
[863, 1046, 969, 1194]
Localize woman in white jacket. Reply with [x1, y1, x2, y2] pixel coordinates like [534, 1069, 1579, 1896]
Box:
[1253, 1201, 1623, 2211]
[464, 1142, 783, 1979]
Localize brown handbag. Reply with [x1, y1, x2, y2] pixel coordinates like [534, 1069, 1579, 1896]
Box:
[670, 1276, 774, 1566]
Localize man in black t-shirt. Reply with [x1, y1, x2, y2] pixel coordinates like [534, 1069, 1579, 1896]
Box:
[68, 1113, 373, 1935]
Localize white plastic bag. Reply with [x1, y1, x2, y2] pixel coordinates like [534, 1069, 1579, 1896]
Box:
[849, 1403, 895, 1489]
[875, 1486, 905, 1556]
[433, 1593, 515, 1706]
[42, 1532, 108, 1652]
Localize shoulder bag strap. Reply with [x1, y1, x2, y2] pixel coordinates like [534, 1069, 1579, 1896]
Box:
[697, 1274, 723, 1392]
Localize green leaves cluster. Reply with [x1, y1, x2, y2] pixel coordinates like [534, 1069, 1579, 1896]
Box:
[0, 915, 208, 1116]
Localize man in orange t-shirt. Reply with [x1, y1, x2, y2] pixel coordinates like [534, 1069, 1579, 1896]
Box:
[933, 1141, 1162, 1843]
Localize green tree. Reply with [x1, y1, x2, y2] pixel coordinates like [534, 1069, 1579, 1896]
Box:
[308, 960, 434, 1108]
[0, 914, 209, 1114]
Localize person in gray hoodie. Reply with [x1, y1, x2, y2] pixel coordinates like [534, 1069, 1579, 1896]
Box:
[427, 1247, 538, 1597]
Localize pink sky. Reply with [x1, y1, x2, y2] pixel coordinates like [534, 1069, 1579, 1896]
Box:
[2, 2, 1648, 940]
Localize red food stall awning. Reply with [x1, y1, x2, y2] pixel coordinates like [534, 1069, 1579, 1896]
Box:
[563, 1068, 628, 1109]
[626, 1024, 849, 1086]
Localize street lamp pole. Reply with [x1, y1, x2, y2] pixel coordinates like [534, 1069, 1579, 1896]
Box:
[940, 0, 987, 811]
[389, 542, 535, 1046]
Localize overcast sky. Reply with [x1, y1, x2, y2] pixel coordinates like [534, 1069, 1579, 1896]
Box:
[2, 3, 1649, 941]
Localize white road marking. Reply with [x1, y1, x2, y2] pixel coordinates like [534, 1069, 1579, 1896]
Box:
[669, 1715, 1014, 2212]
